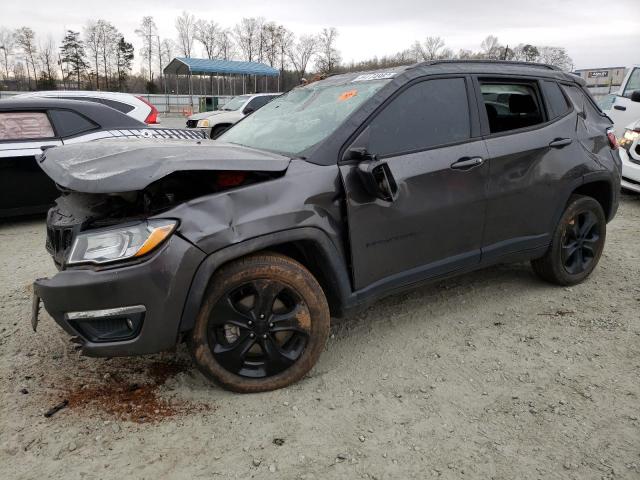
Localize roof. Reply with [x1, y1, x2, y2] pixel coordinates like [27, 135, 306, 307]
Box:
[164, 58, 280, 77]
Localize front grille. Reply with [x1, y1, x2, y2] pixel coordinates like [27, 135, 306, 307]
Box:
[186, 120, 198, 128]
[46, 226, 74, 253]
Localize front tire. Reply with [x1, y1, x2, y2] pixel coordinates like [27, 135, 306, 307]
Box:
[188, 253, 330, 393]
[531, 195, 606, 286]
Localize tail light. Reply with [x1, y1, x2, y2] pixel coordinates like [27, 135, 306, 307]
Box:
[216, 172, 246, 188]
[606, 128, 618, 150]
[136, 96, 159, 124]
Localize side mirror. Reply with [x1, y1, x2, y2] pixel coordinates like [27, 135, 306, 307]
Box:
[345, 147, 375, 162]
[243, 106, 255, 115]
[631, 90, 640, 103]
[355, 155, 398, 202]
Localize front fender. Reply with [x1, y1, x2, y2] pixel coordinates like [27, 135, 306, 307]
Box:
[177, 227, 352, 333]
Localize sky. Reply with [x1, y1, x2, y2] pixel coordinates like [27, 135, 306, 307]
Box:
[2, 0, 639, 70]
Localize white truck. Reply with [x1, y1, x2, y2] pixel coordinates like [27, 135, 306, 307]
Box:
[601, 65, 640, 193]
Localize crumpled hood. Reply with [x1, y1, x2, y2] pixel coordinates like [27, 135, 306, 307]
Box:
[38, 138, 290, 194]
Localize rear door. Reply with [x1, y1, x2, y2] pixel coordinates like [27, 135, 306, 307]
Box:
[475, 77, 581, 262]
[339, 76, 489, 291]
[0, 111, 62, 215]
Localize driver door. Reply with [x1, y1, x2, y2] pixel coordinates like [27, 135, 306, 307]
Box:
[339, 77, 488, 291]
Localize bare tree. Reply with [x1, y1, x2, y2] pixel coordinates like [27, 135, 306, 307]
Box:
[0, 28, 14, 80]
[15, 27, 38, 89]
[38, 36, 57, 87]
[423, 36, 445, 60]
[84, 21, 101, 88]
[97, 21, 120, 89]
[288, 34, 318, 80]
[195, 20, 219, 59]
[233, 17, 261, 62]
[480, 35, 501, 59]
[135, 16, 158, 83]
[537, 46, 572, 71]
[216, 30, 235, 60]
[175, 11, 196, 58]
[278, 27, 294, 73]
[316, 27, 341, 74]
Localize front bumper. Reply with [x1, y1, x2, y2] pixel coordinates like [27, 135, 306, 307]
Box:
[620, 146, 640, 193]
[33, 235, 205, 357]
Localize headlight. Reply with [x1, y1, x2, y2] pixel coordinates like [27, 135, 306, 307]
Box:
[197, 119, 210, 128]
[68, 220, 177, 265]
[620, 129, 640, 150]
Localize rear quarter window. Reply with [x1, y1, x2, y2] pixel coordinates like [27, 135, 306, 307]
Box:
[541, 81, 571, 119]
[0, 112, 55, 141]
[48, 110, 99, 137]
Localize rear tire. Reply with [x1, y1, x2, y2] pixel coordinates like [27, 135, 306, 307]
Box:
[531, 195, 606, 286]
[188, 252, 330, 393]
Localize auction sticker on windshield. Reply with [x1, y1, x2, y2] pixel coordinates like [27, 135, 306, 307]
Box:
[352, 72, 397, 82]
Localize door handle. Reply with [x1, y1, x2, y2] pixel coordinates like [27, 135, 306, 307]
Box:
[613, 105, 626, 111]
[451, 157, 484, 170]
[549, 138, 572, 148]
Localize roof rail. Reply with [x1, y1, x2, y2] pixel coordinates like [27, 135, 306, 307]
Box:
[412, 59, 561, 71]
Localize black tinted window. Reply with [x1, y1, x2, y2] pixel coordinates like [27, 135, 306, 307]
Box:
[48, 109, 98, 137]
[542, 81, 571, 119]
[368, 78, 470, 156]
[99, 99, 135, 113]
[245, 96, 271, 111]
[480, 81, 544, 134]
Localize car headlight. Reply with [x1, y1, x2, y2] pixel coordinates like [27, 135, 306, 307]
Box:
[620, 129, 640, 150]
[68, 220, 177, 265]
[197, 119, 210, 128]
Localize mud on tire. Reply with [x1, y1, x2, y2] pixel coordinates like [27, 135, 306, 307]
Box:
[188, 252, 330, 393]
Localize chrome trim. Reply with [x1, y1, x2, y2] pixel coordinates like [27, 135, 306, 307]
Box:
[65, 305, 146, 321]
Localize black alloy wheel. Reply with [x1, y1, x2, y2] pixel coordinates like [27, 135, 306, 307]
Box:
[208, 279, 310, 378]
[531, 195, 606, 286]
[560, 210, 601, 275]
[188, 252, 330, 393]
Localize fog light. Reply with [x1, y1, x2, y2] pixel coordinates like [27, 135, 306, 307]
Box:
[65, 305, 145, 342]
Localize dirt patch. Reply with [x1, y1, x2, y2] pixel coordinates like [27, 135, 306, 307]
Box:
[57, 359, 210, 423]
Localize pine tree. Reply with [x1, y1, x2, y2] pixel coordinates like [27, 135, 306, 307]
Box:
[115, 37, 134, 91]
[60, 30, 89, 89]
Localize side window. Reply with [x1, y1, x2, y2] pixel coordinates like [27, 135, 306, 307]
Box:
[562, 85, 601, 119]
[48, 110, 98, 137]
[0, 112, 55, 141]
[368, 78, 470, 157]
[480, 81, 545, 134]
[623, 68, 640, 99]
[99, 99, 135, 114]
[245, 96, 270, 111]
[562, 85, 585, 114]
[541, 81, 571, 119]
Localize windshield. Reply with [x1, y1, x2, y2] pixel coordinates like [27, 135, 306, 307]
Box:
[222, 95, 251, 111]
[219, 80, 389, 156]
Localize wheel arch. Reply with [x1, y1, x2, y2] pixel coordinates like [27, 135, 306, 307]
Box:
[571, 174, 617, 221]
[178, 227, 352, 334]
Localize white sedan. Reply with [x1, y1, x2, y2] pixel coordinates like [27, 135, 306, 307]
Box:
[12, 91, 160, 125]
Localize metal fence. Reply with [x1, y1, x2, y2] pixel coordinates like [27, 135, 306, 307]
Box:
[0, 91, 234, 114]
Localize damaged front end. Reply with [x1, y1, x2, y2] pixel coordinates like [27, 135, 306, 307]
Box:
[39, 139, 290, 269]
[33, 138, 292, 355]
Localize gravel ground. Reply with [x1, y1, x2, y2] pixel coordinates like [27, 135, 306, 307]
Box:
[1, 194, 639, 480]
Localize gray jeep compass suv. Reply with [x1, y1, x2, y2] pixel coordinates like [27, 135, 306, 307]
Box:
[33, 61, 621, 392]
